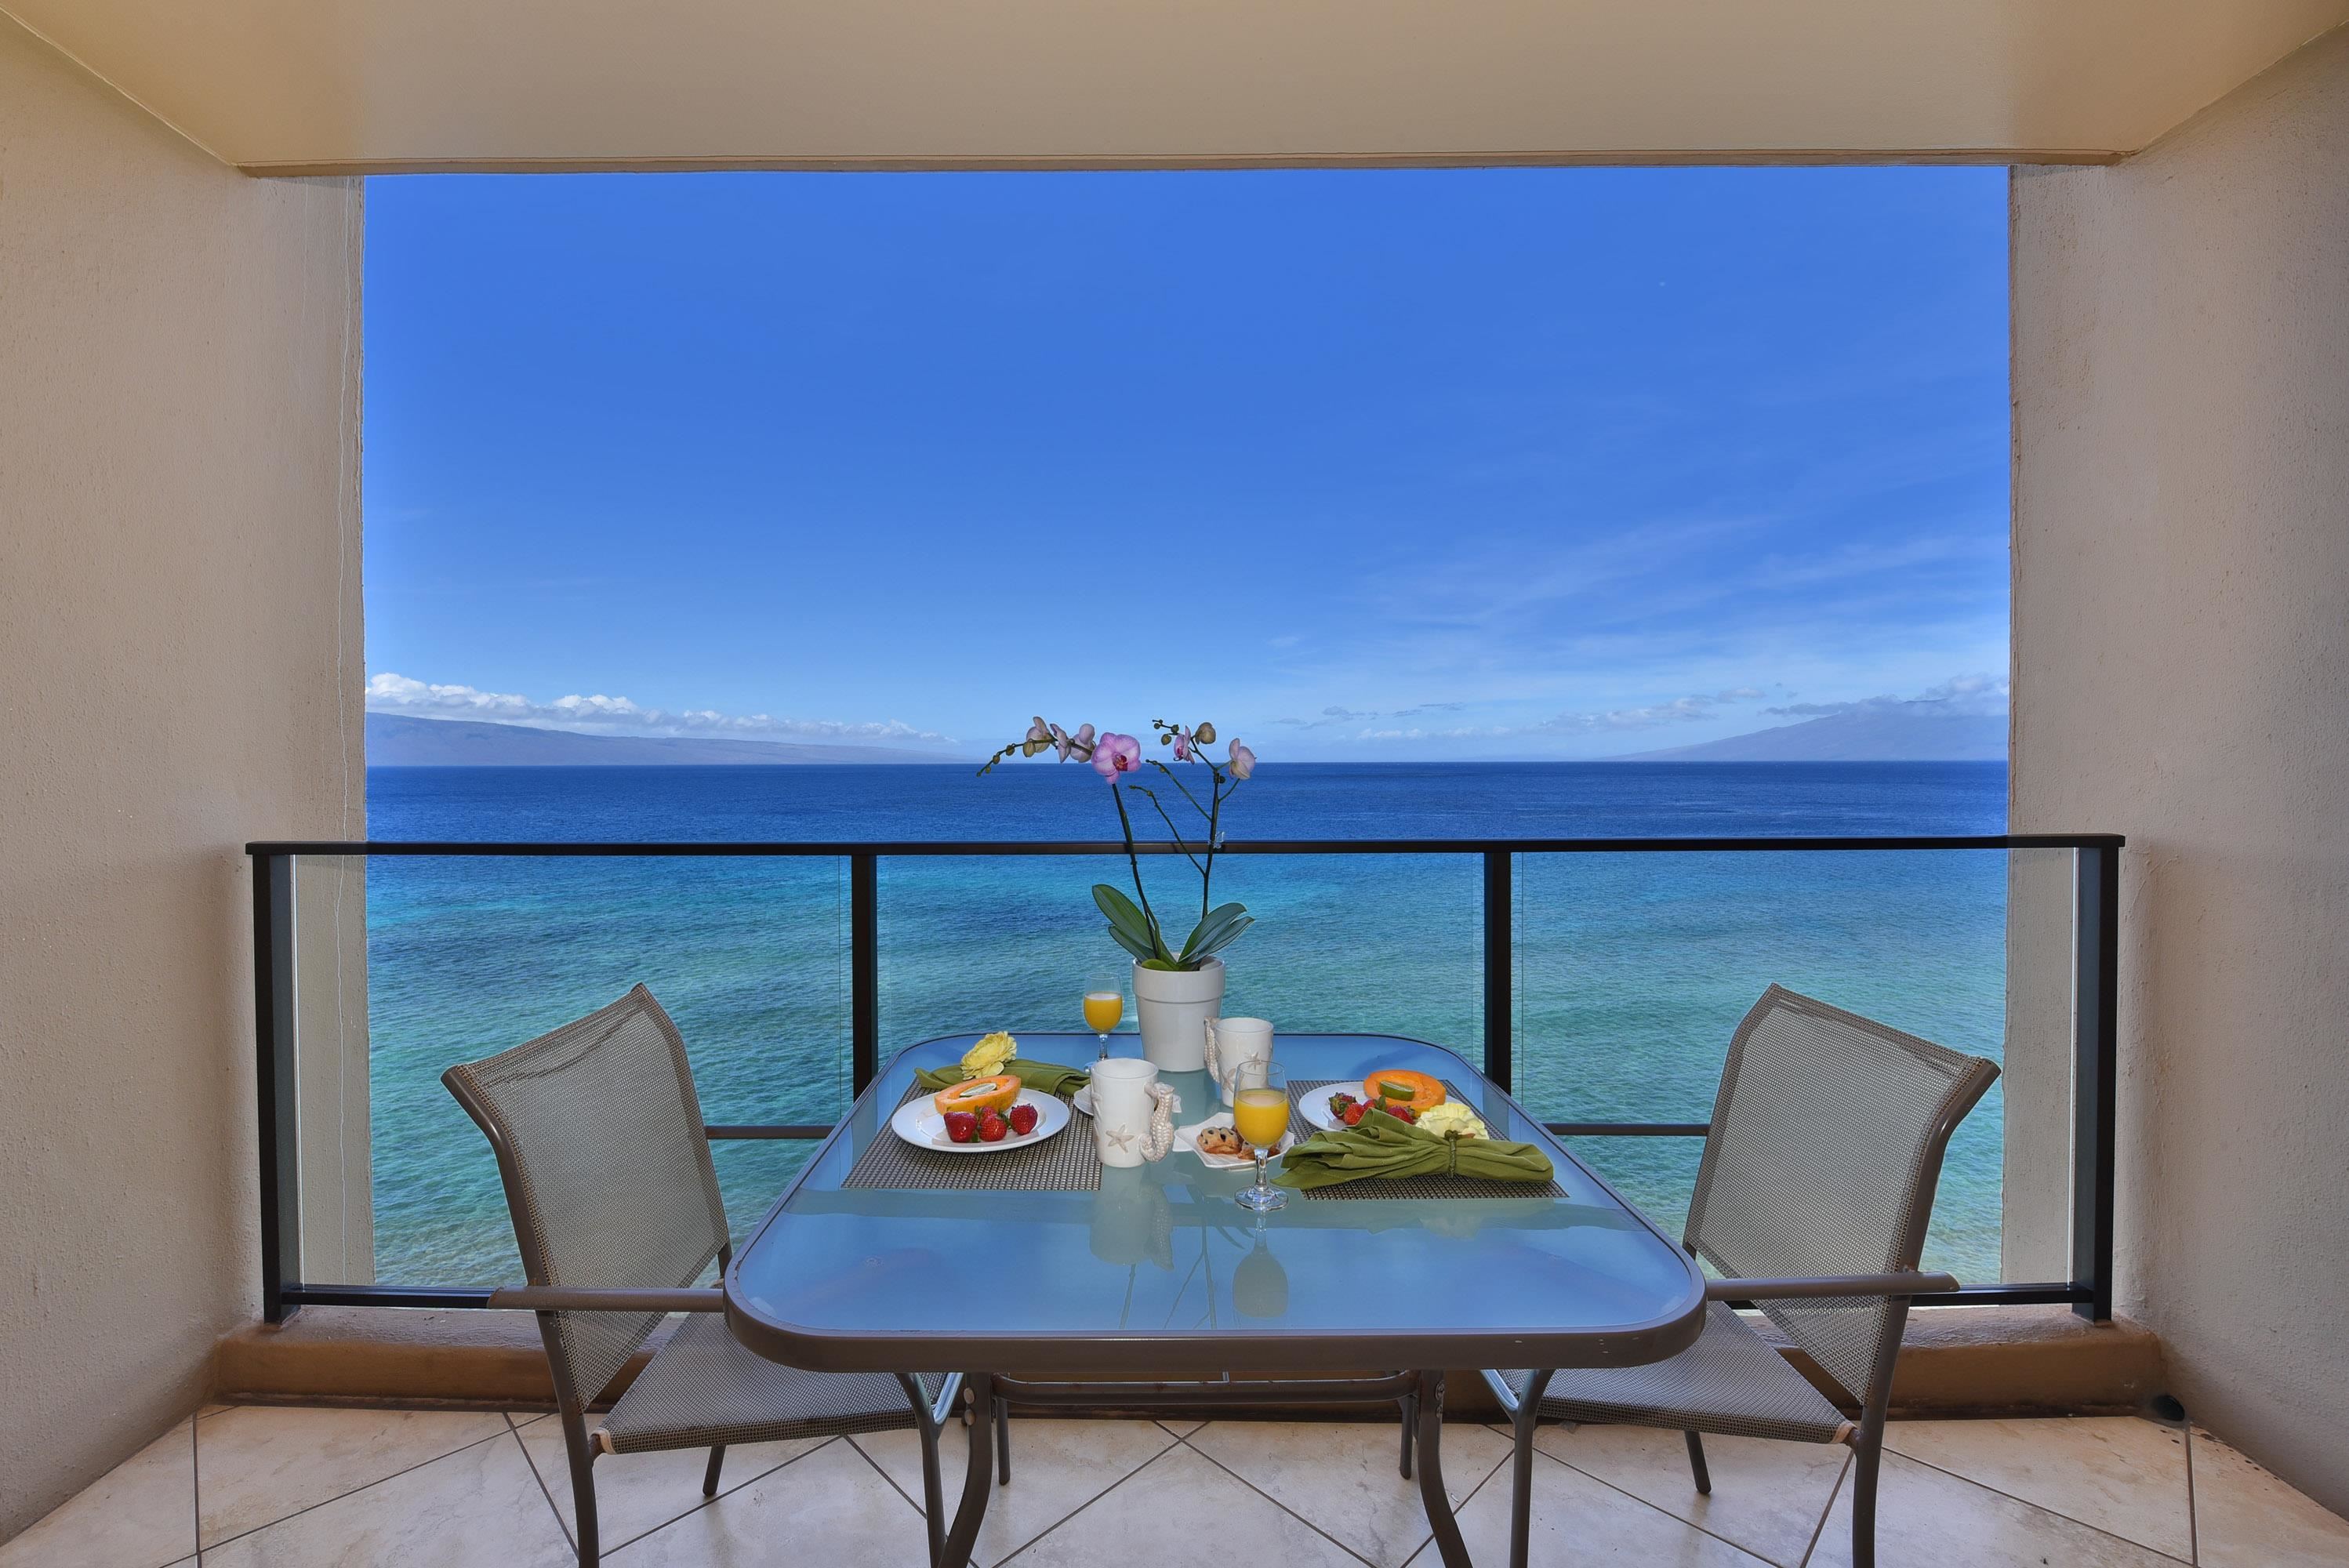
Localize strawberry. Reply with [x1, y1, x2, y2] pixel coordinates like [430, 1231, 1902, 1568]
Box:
[1389, 1102, 1418, 1123]
[1007, 1102, 1039, 1137]
[1342, 1102, 1367, 1126]
[977, 1110, 1008, 1142]
[942, 1110, 978, 1144]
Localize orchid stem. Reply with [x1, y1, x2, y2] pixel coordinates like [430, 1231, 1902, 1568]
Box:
[1109, 782, 1173, 964]
[1127, 787, 1207, 879]
[1147, 759, 1214, 822]
[1201, 768, 1224, 922]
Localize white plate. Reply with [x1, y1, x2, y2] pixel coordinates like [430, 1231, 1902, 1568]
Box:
[1301, 1085, 1355, 1131]
[891, 1087, 1070, 1153]
[1175, 1119, 1295, 1169]
[1071, 1084, 1093, 1117]
[1303, 1080, 1449, 1131]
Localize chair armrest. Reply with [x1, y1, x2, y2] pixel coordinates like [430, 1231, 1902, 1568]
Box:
[487, 1286, 724, 1313]
[1705, 1271, 1958, 1302]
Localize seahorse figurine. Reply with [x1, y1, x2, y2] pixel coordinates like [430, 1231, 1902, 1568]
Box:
[1143, 1082, 1181, 1162]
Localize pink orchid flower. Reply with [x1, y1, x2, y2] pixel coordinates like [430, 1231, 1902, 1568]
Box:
[1091, 731, 1143, 779]
[1171, 727, 1193, 761]
[1227, 739, 1256, 779]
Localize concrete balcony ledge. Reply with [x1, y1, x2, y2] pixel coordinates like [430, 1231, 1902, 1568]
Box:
[210, 1303, 2166, 1421]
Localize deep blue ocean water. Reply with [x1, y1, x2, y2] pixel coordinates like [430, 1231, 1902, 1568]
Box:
[361, 760, 2011, 1286]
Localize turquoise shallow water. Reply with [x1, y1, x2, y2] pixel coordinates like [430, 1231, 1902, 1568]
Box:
[357, 760, 2013, 1287]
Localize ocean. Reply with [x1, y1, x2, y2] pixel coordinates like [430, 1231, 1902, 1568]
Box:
[361, 760, 2013, 1287]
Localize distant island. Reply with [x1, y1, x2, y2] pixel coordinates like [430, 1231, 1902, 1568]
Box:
[1610, 704, 2006, 762]
[365, 713, 959, 766]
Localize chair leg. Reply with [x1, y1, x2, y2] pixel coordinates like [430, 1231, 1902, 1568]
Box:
[1683, 1431, 1712, 1495]
[1850, 1429, 1882, 1568]
[1398, 1391, 1418, 1479]
[702, 1444, 726, 1498]
[900, 1374, 950, 1568]
[994, 1396, 1011, 1485]
[557, 1406, 601, 1568]
[1508, 1372, 1552, 1568]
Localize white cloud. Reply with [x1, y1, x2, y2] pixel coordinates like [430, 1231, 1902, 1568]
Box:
[1764, 673, 2008, 720]
[1339, 687, 1772, 745]
[365, 672, 954, 745]
[1271, 700, 1473, 730]
[1538, 687, 1768, 733]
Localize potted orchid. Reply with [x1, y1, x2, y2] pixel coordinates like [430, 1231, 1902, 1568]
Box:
[983, 716, 1258, 1070]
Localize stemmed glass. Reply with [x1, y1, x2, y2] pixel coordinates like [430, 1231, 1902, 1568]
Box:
[1082, 985, 1124, 1058]
[1229, 1059, 1290, 1213]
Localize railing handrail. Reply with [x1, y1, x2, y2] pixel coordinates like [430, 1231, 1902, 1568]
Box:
[245, 832, 2124, 1327]
[246, 833, 2122, 856]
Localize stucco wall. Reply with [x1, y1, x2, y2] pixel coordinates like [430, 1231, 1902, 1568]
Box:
[2012, 24, 2349, 1512]
[0, 16, 363, 1540]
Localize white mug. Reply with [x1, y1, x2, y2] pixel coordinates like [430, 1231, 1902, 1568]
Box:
[1090, 1056, 1178, 1167]
[1204, 1015, 1275, 1106]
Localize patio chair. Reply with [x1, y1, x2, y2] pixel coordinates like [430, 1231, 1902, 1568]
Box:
[445, 984, 993, 1568]
[1482, 984, 1998, 1568]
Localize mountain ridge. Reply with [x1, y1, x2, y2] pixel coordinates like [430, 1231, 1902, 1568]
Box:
[1608, 705, 2006, 762]
[365, 712, 960, 765]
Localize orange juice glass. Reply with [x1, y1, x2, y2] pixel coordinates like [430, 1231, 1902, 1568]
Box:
[1231, 1062, 1288, 1212]
[1083, 990, 1124, 1057]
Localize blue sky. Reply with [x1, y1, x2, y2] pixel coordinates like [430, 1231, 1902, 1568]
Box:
[362, 166, 2010, 760]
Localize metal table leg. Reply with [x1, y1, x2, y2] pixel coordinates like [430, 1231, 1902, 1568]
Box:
[1415, 1370, 1473, 1568]
[938, 1372, 996, 1568]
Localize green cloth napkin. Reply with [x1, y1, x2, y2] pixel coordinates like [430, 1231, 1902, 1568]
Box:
[913, 1058, 1091, 1099]
[1273, 1107, 1554, 1190]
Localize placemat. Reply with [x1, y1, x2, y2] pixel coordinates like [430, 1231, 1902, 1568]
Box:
[842, 1083, 1102, 1192]
[1286, 1080, 1566, 1200]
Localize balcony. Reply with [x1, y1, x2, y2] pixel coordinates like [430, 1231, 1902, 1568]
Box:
[9, 0, 2349, 1562]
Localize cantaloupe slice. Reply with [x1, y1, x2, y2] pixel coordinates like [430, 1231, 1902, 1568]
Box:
[933, 1073, 1021, 1116]
[1361, 1069, 1447, 1113]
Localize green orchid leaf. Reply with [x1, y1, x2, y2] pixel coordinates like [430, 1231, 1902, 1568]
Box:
[1186, 913, 1254, 963]
[1104, 924, 1157, 964]
[1095, 884, 1179, 964]
[1092, 883, 1154, 944]
[1179, 902, 1251, 960]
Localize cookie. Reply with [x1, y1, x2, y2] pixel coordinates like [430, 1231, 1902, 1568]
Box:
[1196, 1125, 1247, 1156]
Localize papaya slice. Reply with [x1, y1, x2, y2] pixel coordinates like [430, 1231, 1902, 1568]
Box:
[933, 1073, 1021, 1117]
[1362, 1069, 1446, 1113]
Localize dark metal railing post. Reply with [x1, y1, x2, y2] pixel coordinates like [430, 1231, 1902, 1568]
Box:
[2071, 844, 2120, 1321]
[252, 852, 301, 1324]
[850, 851, 880, 1096]
[1482, 848, 1513, 1093]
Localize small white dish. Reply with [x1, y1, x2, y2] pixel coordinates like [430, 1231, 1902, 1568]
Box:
[891, 1088, 1070, 1153]
[1175, 1119, 1295, 1169]
[1071, 1084, 1093, 1117]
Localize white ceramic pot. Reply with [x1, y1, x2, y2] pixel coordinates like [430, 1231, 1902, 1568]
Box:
[1131, 956, 1225, 1072]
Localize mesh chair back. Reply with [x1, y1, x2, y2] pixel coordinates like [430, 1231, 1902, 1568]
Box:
[1684, 985, 1998, 1406]
[443, 985, 731, 1407]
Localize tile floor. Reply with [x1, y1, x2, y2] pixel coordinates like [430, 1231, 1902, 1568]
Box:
[3, 1405, 2346, 1567]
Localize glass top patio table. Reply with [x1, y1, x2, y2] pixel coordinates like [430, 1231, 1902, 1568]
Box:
[724, 1033, 1706, 1379]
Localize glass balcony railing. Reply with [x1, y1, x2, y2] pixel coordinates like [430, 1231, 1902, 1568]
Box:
[251, 833, 2118, 1319]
